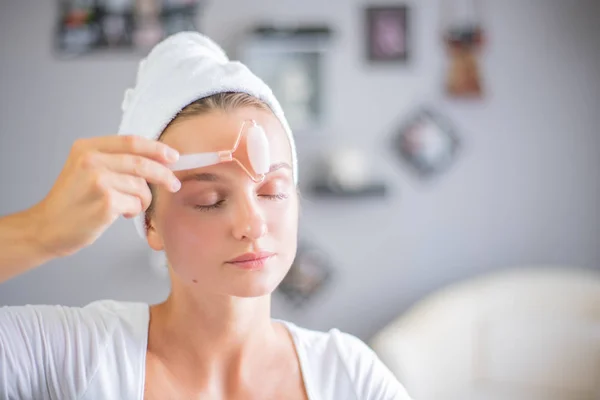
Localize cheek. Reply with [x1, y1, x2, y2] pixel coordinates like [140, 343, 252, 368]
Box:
[268, 202, 298, 275]
[267, 195, 299, 242]
[158, 203, 222, 272]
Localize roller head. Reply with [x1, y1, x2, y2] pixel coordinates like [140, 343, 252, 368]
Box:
[246, 124, 270, 175]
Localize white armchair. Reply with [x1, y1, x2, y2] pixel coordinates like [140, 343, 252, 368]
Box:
[370, 267, 600, 400]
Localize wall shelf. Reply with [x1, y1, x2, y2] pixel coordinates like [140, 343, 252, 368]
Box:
[310, 182, 388, 198]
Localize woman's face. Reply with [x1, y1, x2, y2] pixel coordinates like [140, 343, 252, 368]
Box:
[147, 107, 298, 298]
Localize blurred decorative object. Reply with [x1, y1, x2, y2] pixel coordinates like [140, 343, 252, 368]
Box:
[442, 0, 486, 97]
[392, 107, 461, 179]
[277, 242, 333, 308]
[366, 6, 409, 62]
[311, 147, 388, 198]
[369, 267, 600, 400]
[239, 25, 333, 132]
[55, 0, 204, 56]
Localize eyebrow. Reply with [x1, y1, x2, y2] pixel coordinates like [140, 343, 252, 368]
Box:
[180, 162, 292, 183]
[269, 162, 292, 173]
[180, 172, 219, 183]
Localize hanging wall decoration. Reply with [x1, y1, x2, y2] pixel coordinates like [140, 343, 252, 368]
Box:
[392, 107, 461, 179]
[365, 5, 409, 62]
[55, 0, 204, 56]
[441, 0, 486, 98]
[277, 242, 334, 308]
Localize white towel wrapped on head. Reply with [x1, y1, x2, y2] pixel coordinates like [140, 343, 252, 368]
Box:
[117, 31, 297, 239]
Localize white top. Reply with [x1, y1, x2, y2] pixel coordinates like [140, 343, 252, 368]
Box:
[0, 300, 412, 400]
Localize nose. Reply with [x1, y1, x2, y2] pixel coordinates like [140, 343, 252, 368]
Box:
[231, 196, 267, 241]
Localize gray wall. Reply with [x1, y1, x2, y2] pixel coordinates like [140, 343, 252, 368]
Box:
[1, 0, 599, 341]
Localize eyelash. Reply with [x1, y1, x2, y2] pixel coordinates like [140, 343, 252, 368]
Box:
[193, 193, 289, 212]
[194, 201, 224, 212]
[261, 193, 289, 201]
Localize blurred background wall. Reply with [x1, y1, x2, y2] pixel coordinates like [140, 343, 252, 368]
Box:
[0, 0, 598, 341]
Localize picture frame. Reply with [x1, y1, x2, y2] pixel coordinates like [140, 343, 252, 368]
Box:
[277, 242, 334, 308]
[239, 25, 332, 133]
[392, 107, 461, 179]
[55, 0, 203, 56]
[366, 5, 409, 62]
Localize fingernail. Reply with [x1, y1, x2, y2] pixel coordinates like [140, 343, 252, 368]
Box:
[165, 147, 179, 162]
[171, 178, 181, 192]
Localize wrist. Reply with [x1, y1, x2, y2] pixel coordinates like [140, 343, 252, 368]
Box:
[24, 202, 57, 262]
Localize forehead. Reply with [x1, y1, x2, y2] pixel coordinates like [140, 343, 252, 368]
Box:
[160, 107, 291, 162]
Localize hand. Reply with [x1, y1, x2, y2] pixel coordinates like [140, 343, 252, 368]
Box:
[32, 135, 180, 258]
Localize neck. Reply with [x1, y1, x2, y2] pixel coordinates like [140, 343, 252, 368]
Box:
[148, 285, 277, 367]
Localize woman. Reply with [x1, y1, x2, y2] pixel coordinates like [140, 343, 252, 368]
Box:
[0, 32, 412, 399]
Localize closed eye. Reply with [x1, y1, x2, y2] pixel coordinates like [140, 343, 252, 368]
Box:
[260, 193, 289, 200]
[194, 200, 225, 211]
[192, 193, 288, 211]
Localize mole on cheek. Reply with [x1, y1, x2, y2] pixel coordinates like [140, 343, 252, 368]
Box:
[192, 279, 198, 283]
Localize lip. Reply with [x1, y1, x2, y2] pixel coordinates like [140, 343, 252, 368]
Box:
[226, 251, 275, 270]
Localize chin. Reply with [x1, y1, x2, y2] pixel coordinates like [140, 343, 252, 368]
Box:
[225, 274, 283, 298]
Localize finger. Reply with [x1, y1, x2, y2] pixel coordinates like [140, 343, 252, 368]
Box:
[102, 171, 153, 212]
[109, 190, 145, 218]
[93, 153, 181, 193]
[75, 135, 179, 164]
